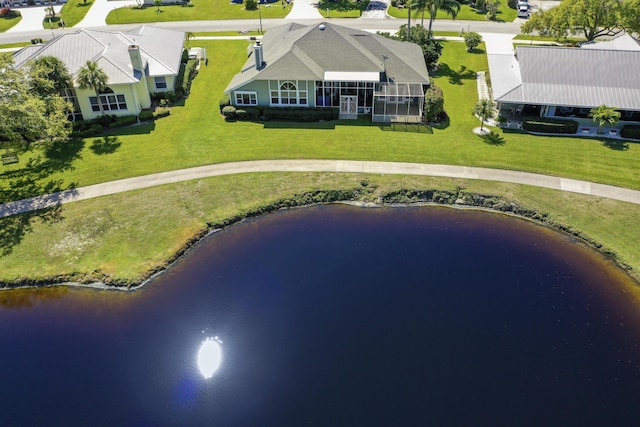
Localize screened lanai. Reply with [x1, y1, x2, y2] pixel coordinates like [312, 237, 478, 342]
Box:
[372, 82, 425, 123]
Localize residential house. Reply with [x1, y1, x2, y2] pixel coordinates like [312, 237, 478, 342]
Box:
[13, 26, 185, 121]
[224, 22, 430, 122]
[491, 35, 640, 122]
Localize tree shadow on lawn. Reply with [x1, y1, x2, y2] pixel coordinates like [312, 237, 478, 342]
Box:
[90, 136, 122, 155]
[0, 138, 82, 255]
[262, 121, 337, 130]
[319, 0, 368, 13]
[478, 130, 506, 145]
[433, 63, 476, 85]
[601, 139, 631, 151]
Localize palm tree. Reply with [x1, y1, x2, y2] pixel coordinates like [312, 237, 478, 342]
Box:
[426, 0, 461, 33]
[185, 31, 195, 48]
[77, 61, 108, 117]
[473, 98, 496, 131]
[589, 105, 620, 134]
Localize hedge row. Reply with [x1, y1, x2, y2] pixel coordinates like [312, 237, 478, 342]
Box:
[621, 125, 640, 140]
[175, 59, 198, 96]
[522, 119, 579, 134]
[263, 107, 339, 122]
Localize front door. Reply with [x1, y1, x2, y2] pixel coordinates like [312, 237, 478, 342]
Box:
[340, 95, 357, 118]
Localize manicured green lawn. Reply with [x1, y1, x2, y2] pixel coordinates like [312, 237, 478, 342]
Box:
[2, 173, 640, 285]
[318, 0, 369, 18]
[0, 12, 21, 32]
[105, 0, 290, 24]
[2, 39, 640, 284]
[41, 0, 93, 29]
[0, 41, 30, 48]
[388, 3, 517, 22]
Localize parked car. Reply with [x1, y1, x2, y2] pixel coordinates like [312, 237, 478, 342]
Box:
[517, 5, 529, 17]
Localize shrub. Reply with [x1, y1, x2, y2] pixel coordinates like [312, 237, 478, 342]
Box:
[107, 115, 138, 128]
[245, 0, 257, 9]
[30, 38, 44, 44]
[507, 0, 516, 8]
[423, 84, 445, 122]
[463, 32, 483, 51]
[139, 110, 155, 122]
[175, 59, 198, 96]
[222, 106, 237, 120]
[71, 123, 103, 138]
[219, 95, 231, 113]
[621, 125, 640, 140]
[522, 118, 578, 134]
[154, 107, 171, 118]
[263, 107, 339, 122]
[235, 107, 262, 120]
[181, 48, 189, 64]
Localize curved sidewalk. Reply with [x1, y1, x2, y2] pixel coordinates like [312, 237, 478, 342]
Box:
[2, 160, 640, 218]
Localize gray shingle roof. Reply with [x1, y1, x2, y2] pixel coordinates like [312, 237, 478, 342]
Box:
[496, 46, 640, 110]
[225, 22, 429, 93]
[13, 26, 184, 85]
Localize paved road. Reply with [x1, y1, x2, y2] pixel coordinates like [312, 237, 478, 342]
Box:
[0, 17, 523, 43]
[2, 160, 639, 218]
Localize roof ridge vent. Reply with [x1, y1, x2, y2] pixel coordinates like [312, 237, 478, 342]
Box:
[319, 24, 326, 30]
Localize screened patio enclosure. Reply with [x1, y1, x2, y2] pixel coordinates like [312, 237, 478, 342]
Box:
[372, 82, 425, 123]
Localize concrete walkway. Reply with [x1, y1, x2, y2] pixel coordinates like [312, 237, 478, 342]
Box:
[2, 160, 640, 218]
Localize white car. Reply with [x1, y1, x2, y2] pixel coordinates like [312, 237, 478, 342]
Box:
[517, 4, 530, 17]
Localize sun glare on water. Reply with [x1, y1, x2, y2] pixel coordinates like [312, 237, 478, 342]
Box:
[197, 337, 222, 379]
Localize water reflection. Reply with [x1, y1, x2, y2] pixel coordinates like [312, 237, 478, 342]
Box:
[197, 337, 222, 379]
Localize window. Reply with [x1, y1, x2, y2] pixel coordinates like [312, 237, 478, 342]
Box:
[154, 76, 167, 90]
[89, 93, 128, 112]
[269, 81, 308, 106]
[235, 91, 257, 106]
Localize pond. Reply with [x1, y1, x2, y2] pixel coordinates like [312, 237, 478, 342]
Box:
[1, 205, 640, 426]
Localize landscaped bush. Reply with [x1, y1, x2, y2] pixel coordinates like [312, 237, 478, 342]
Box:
[222, 106, 237, 120]
[423, 84, 445, 122]
[522, 118, 579, 134]
[139, 110, 155, 122]
[1, 7, 19, 18]
[219, 95, 231, 113]
[245, 0, 257, 9]
[175, 59, 198, 96]
[107, 115, 138, 128]
[621, 125, 640, 140]
[235, 107, 261, 120]
[154, 107, 171, 118]
[71, 123, 103, 138]
[263, 107, 339, 122]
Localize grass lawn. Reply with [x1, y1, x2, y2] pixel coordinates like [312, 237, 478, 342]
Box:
[2, 173, 640, 286]
[105, 0, 290, 24]
[388, 3, 517, 22]
[2, 39, 640, 284]
[41, 0, 94, 28]
[318, 0, 369, 18]
[0, 41, 30, 48]
[0, 11, 21, 32]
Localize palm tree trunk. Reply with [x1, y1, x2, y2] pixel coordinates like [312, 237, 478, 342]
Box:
[407, 6, 411, 41]
[95, 89, 104, 117]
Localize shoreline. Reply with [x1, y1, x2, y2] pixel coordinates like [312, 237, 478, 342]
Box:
[1, 187, 637, 292]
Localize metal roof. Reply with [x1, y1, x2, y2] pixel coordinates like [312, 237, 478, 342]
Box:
[496, 46, 640, 110]
[13, 26, 184, 85]
[225, 22, 429, 93]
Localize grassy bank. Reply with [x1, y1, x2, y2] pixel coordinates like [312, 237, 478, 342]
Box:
[105, 0, 290, 24]
[0, 11, 21, 32]
[1, 173, 639, 287]
[3, 40, 640, 208]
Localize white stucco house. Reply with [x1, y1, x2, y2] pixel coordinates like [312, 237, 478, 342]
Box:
[13, 26, 185, 121]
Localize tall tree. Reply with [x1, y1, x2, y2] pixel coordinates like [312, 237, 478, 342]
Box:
[620, 0, 640, 35]
[590, 105, 620, 134]
[77, 60, 108, 117]
[426, 0, 461, 33]
[393, 24, 444, 68]
[28, 56, 73, 98]
[522, 0, 625, 41]
[473, 98, 496, 131]
[0, 55, 71, 151]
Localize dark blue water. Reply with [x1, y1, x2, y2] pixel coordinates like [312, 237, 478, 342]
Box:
[1, 205, 640, 426]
